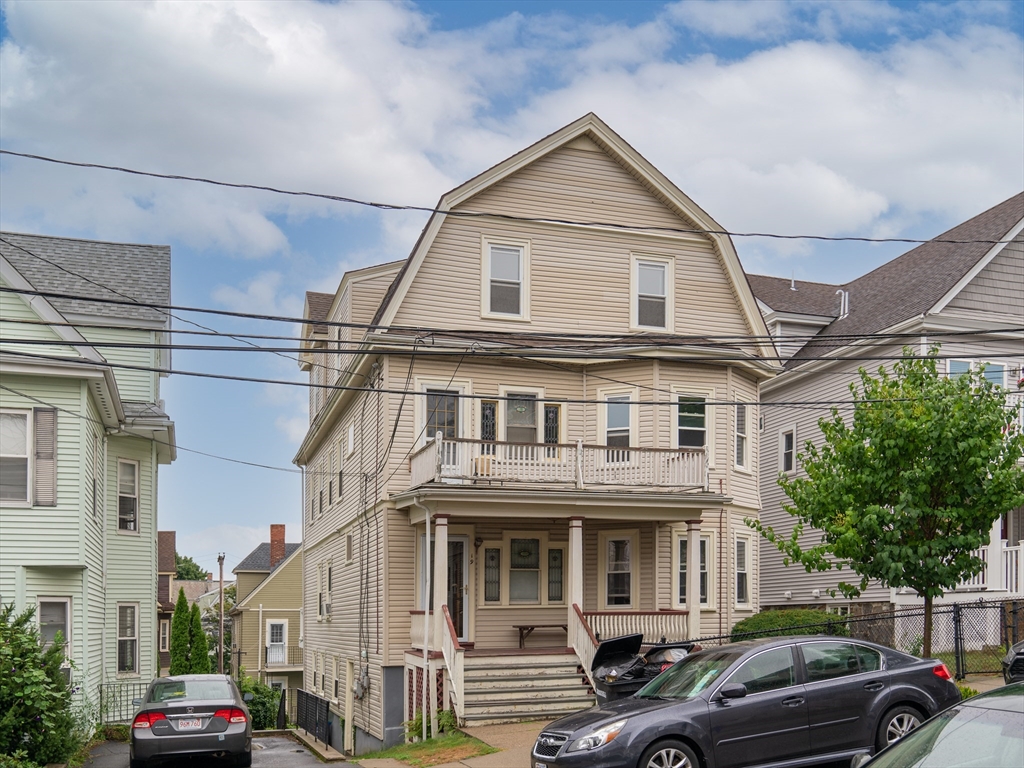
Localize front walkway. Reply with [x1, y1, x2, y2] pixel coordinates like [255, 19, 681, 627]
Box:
[356, 721, 550, 768]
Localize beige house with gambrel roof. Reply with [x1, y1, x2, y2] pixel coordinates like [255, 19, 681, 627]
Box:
[752, 192, 1024, 613]
[294, 114, 780, 752]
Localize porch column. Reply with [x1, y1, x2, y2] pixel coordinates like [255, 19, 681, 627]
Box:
[686, 519, 701, 640]
[568, 517, 584, 613]
[989, 515, 1005, 591]
[432, 514, 449, 649]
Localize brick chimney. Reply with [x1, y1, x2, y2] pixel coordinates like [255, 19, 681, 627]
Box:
[270, 524, 285, 569]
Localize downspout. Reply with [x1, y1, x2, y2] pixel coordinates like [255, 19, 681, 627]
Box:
[258, 604, 263, 684]
[101, 432, 109, 684]
[719, 507, 725, 637]
[412, 497, 431, 742]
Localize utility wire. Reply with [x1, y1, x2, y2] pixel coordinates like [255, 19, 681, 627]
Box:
[1, 149, 1017, 245]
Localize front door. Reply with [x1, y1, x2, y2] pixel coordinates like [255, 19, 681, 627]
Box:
[267, 621, 285, 665]
[448, 537, 469, 640]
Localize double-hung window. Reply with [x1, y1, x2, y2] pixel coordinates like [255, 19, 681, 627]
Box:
[505, 394, 538, 444]
[117, 604, 138, 674]
[735, 404, 748, 469]
[781, 429, 795, 473]
[636, 261, 667, 328]
[509, 538, 541, 603]
[600, 531, 636, 608]
[159, 619, 170, 653]
[0, 412, 29, 502]
[481, 536, 564, 606]
[426, 390, 459, 440]
[677, 397, 706, 448]
[489, 245, 523, 315]
[118, 460, 139, 532]
[38, 598, 69, 652]
[736, 536, 750, 606]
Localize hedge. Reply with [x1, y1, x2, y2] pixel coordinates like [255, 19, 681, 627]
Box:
[730, 609, 850, 642]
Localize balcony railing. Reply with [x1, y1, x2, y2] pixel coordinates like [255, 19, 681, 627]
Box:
[955, 542, 1024, 594]
[410, 435, 708, 491]
[265, 645, 303, 667]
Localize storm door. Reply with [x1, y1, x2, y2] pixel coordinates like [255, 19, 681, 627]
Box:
[448, 536, 469, 641]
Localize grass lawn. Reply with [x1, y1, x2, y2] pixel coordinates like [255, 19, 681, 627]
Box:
[934, 646, 1006, 676]
[354, 731, 498, 767]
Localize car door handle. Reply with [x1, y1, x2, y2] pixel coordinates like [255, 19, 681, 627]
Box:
[782, 696, 805, 707]
[864, 681, 884, 692]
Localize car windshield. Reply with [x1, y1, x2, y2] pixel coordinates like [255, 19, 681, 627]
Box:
[149, 680, 234, 703]
[635, 649, 742, 700]
[868, 704, 1024, 768]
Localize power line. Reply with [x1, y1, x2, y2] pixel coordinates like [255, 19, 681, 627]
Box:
[1, 148, 1017, 245]
[4, 347, 1015, 409]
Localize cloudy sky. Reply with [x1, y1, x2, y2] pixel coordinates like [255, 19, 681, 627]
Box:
[1, 0, 1021, 573]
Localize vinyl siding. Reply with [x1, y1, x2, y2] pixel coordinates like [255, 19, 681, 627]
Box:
[947, 231, 1024, 315]
[234, 553, 303, 680]
[79, 325, 157, 402]
[0, 281, 79, 357]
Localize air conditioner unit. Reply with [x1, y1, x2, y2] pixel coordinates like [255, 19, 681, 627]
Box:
[474, 456, 495, 476]
[324, 603, 332, 616]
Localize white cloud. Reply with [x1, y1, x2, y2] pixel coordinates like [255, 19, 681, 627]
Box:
[211, 271, 304, 318]
[667, 0, 795, 40]
[176, 523, 267, 574]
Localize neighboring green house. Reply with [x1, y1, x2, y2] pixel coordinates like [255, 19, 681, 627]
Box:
[0, 231, 175, 713]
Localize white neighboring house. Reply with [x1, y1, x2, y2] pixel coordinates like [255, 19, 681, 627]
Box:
[0, 232, 176, 709]
[751, 192, 1024, 613]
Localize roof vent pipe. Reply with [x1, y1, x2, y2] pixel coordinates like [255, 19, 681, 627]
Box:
[835, 289, 849, 320]
[790, 272, 797, 291]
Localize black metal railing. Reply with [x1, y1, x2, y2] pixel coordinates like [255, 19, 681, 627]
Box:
[296, 688, 331, 745]
[98, 681, 151, 723]
[265, 645, 303, 666]
[692, 599, 1022, 680]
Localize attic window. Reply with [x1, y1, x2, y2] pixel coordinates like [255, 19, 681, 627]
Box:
[631, 254, 674, 331]
[482, 239, 530, 320]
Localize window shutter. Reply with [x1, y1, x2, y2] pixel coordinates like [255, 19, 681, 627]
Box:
[33, 408, 57, 506]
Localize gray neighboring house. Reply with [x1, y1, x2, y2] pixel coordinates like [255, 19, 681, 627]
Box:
[752, 192, 1024, 615]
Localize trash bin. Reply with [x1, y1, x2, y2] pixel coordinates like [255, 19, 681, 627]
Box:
[591, 633, 698, 703]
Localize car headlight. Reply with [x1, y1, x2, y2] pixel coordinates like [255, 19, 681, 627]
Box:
[566, 719, 627, 752]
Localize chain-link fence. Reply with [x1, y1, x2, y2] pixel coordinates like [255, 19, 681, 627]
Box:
[692, 599, 1022, 679]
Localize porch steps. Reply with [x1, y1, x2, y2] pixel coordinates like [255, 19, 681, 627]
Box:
[459, 652, 595, 725]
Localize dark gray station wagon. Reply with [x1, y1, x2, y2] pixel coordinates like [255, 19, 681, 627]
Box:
[532, 636, 960, 768]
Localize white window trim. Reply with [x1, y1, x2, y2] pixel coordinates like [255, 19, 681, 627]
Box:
[480, 235, 531, 321]
[735, 532, 752, 609]
[671, 386, 715, 467]
[0, 409, 32, 506]
[414, 378, 473, 448]
[346, 423, 355, 456]
[948, 358, 1009, 387]
[672, 529, 714, 610]
[734, 398, 751, 474]
[117, 458, 141, 535]
[116, 602, 140, 677]
[37, 596, 71, 661]
[475, 532, 567, 608]
[159, 619, 170, 653]
[598, 529, 639, 610]
[497, 385, 546, 442]
[316, 562, 324, 622]
[597, 387, 639, 451]
[779, 425, 797, 476]
[630, 253, 675, 332]
[346, 532, 354, 564]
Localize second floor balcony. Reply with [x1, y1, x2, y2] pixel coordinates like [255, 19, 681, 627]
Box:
[409, 435, 708, 492]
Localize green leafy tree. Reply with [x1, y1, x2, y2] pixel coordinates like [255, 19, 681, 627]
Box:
[189, 603, 211, 674]
[752, 348, 1024, 657]
[169, 588, 191, 675]
[175, 552, 207, 581]
[0, 604, 80, 764]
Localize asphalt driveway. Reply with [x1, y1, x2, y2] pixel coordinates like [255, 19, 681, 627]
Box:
[84, 736, 322, 768]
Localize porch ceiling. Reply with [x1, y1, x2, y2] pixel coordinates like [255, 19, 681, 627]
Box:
[395, 485, 730, 523]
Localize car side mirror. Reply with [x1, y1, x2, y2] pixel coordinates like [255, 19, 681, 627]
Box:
[720, 683, 747, 699]
[850, 753, 872, 768]
[132, 698, 142, 706]
[243, 693, 254, 702]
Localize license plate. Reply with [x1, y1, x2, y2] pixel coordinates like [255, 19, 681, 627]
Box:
[534, 763, 548, 768]
[177, 718, 202, 731]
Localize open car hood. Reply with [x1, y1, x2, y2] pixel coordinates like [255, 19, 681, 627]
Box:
[592, 633, 644, 672]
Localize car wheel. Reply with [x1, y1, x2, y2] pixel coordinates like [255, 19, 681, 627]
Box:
[638, 739, 699, 768]
[876, 705, 923, 750]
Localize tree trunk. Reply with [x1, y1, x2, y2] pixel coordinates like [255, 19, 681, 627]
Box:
[922, 595, 933, 658]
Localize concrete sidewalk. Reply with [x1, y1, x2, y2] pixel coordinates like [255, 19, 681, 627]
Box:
[355, 720, 549, 768]
[962, 673, 1005, 694]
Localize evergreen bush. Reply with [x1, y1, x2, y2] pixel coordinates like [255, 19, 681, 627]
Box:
[189, 603, 211, 674]
[730, 609, 850, 641]
[169, 588, 191, 675]
[236, 673, 280, 730]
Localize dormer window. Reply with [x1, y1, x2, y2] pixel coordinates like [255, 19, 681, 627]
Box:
[481, 238, 530, 320]
[631, 254, 674, 331]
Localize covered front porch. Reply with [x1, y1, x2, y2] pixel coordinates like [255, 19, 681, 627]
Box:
[395, 486, 726, 725]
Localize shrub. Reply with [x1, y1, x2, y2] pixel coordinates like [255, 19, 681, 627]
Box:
[169, 588, 191, 675]
[189, 604, 210, 674]
[730, 609, 851, 641]
[236, 673, 280, 730]
[0, 750, 40, 768]
[957, 684, 979, 700]
[405, 708, 457, 740]
[0, 603, 82, 765]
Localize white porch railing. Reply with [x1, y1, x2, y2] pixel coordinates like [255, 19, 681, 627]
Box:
[409, 436, 708, 491]
[955, 542, 1024, 594]
[1005, 544, 1023, 594]
[584, 610, 691, 643]
[958, 547, 989, 590]
[441, 605, 465, 723]
[569, 604, 598, 689]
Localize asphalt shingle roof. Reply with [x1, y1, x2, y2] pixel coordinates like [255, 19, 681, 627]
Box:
[233, 542, 300, 573]
[305, 291, 334, 335]
[0, 231, 171, 324]
[747, 275, 842, 317]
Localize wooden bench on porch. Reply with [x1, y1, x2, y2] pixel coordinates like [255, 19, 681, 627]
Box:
[513, 623, 568, 648]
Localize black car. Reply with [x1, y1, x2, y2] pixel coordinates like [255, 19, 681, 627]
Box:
[592, 634, 698, 703]
[532, 636, 960, 768]
[1002, 639, 1024, 684]
[854, 682, 1024, 768]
